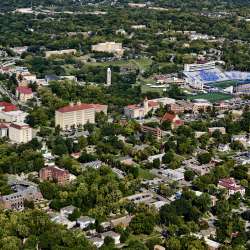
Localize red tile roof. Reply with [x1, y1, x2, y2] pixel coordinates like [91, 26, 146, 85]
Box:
[0, 123, 8, 129]
[16, 86, 33, 94]
[148, 101, 159, 107]
[161, 112, 176, 122]
[218, 178, 244, 191]
[10, 123, 30, 130]
[0, 102, 18, 112]
[57, 103, 104, 113]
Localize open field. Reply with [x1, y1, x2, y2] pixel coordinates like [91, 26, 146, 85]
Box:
[187, 92, 233, 102]
[86, 58, 152, 72]
[212, 80, 237, 89]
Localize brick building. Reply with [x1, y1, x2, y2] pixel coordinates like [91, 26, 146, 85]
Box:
[39, 166, 70, 185]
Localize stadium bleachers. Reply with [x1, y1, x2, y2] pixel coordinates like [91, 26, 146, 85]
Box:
[184, 68, 228, 85]
[183, 63, 250, 89]
[225, 71, 250, 81]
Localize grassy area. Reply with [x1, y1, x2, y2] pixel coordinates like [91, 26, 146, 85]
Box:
[141, 84, 167, 95]
[187, 92, 233, 102]
[138, 167, 156, 180]
[212, 80, 237, 89]
[86, 58, 152, 72]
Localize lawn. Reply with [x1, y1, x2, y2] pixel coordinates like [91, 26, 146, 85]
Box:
[212, 80, 237, 89]
[138, 167, 156, 180]
[86, 58, 152, 72]
[187, 92, 233, 102]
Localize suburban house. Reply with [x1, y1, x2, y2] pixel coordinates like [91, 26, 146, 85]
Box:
[77, 216, 95, 229]
[101, 231, 121, 245]
[218, 178, 245, 197]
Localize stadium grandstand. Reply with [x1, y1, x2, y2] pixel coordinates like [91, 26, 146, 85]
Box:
[183, 61, 229, 89]
[234, 80, 250, 95]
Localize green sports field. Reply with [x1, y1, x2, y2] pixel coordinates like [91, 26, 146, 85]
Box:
[187, 92, 233, 102]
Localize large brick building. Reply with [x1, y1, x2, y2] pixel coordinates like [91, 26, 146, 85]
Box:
[39, 166, 70, 185]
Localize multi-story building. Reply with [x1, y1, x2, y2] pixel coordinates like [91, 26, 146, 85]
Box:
[45, 49, 77, 58]
[0, 123, 8, 137]
[124, 97, 158, 119]
[91, 42, 124, 56]
[161, 112, 184, 129]
[39, 166, 70, 185]
[124, 97, 175, 119]
[55, 102, 107, 130]
[141, 125, 163, 140]
[9, 122, 32, 144]
[234, 82, 250, 95]
[0, 181, 43, 210]
[16, 86, 33, 102]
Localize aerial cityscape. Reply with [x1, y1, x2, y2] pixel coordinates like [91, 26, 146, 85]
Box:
[0, 0, 250, 249]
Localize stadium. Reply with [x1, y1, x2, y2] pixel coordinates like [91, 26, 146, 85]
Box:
[183, 61, 250, 91]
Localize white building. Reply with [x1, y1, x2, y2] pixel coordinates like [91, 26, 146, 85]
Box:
[92, 42, 124, 56]
[55, 102, 107, 130]
[124, 97, 175, 119]
[9, 123, 32, 144]
[101, 231, 121, 245]
[45, 49, 77, 58]
[0, 110, 28, 123]
[77, 216, 95, 229]
[161, 168, 185, 181]
[107, 68, 112, 86]
[89, 237, 104, 248]
[148, 153, 165, 163]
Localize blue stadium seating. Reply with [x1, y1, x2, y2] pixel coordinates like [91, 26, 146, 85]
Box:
[199, 70, 220, 82]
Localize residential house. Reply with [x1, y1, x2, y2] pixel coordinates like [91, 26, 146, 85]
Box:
[218, 178, 245, 196]
[208, 127, 226, 135]
[51, 213, 76, 229]
[83, 160, 103, 170]
[89, 237, 104, 248]
[148, 153, 165, 163]
[110, 215, 133, 228]
[60, 205, 76, 217]
[101, 231, 121, 245]
[77, 216, 95, 229]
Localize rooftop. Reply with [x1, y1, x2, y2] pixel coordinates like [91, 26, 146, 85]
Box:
[16, 86, 33, 94]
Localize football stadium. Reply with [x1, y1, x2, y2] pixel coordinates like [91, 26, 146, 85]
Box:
[183, 61, 250, 92]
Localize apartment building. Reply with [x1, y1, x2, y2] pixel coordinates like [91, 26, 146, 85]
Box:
[9, 122, 32, 144]
[55, 102, 107, 130]
[39, 166, 70, 185]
